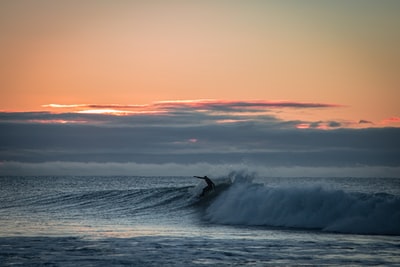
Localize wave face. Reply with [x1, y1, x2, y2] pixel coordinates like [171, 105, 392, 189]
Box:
[205, 179, 400, 235]
[1, 184, 193, 224]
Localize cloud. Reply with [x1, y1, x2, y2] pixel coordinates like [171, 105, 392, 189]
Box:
[1, 117, 399, 168]
[381, 117, 400, 125]
[1, 100, 399, 176]
[43, 104, 148, 109]
[4, 99, 344, 128]
[154, 99, 342, 112]
[359, 119, 373, 124]
[328, 121, 341, 128]
[40, 99, 341, 115]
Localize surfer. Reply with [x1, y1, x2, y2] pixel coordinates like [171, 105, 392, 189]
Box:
[194, 176, 215, 197]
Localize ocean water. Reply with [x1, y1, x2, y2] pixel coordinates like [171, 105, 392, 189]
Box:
[1, 173, 399, 266]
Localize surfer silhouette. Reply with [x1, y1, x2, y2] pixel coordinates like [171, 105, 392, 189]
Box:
[194, 176, 215, 197]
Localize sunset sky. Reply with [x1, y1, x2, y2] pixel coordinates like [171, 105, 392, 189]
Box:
[1, 1, 399, 176]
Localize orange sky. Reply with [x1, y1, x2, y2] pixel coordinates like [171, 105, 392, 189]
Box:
[1, 1, 399, 126]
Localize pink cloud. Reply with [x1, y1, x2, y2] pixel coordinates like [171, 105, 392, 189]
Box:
[381, 117, 400, 125]
[296, 123, 310, 129]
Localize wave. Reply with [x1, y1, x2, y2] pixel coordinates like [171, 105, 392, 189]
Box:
[205, 179, 400, 235]
[3, 175, 398, 236]
[5, 186, 193, 219]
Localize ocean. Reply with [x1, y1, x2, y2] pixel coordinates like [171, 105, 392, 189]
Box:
[1, 173, 399, 266]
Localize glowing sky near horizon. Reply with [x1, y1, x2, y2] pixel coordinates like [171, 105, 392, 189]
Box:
[1, 1, 399, 126]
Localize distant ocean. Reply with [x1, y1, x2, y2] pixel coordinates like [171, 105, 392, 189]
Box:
[1, 174, 399, 266]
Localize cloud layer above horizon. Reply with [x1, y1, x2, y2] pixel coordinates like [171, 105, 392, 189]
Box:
[1, 100, 399, 177]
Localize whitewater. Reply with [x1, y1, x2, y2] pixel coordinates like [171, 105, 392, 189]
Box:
[1, 174, 399, 266]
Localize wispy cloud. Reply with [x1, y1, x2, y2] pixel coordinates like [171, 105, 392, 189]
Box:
[381, 116, 400, 125]
[359, 119, 374, 125]
[42, 104, 88, 108]
[43, 99, 341, 114]
[37, 99, 344, 127]
[0, 99, 393, 131]
[154, 99, 342, 113]
[296, 121, 342, 130]
[2, 100, 397, 132]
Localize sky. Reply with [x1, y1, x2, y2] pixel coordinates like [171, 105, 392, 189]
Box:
[1, 1, 399, 176]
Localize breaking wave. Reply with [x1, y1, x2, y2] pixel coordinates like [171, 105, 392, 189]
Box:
[205, 178, 400, 235]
